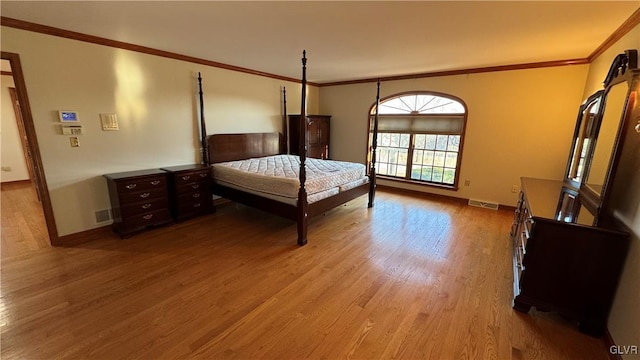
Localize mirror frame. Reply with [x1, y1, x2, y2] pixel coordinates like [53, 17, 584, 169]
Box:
[564, 90, 604, 190]
[579, 49, 639, 222]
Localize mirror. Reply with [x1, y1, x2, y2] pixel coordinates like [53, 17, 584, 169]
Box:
[584, 83, 628, 195]
[556, 189, 596, 226]
[565, 91, 602, 186]
[578, 48, 639, 220]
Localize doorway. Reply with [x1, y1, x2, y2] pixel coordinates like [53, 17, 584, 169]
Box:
[1, 51, 58, 247]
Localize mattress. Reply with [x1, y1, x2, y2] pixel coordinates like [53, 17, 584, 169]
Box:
[212, 154, 367, 200]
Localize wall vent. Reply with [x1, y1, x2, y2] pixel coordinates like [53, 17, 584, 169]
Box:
[95, 209, 112, 223]
[468, 199, 499, 210]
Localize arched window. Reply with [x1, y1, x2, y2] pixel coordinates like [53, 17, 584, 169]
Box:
[368, 92, 467, 189]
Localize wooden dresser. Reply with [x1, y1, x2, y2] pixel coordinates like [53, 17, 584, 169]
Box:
[161, 164, 213, 220]
[289, 114, 331, 159]
[511, 177, 629, 335]
[104, 169, 172, 237]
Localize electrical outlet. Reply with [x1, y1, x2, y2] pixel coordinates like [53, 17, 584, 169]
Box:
[464, 179, 471, 186]
[70, 136, 80, 147]
[511, 184, 519, 193]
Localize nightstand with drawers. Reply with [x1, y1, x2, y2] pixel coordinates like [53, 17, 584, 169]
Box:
[161, 164, 214, 220]
[104, 169, 172, 237]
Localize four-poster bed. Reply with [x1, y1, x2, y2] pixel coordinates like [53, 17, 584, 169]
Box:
[200, 51, 380, 246]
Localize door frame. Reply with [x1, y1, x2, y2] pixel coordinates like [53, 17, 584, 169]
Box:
[2, 51, 59, 245]
[8, 87, 36, 182]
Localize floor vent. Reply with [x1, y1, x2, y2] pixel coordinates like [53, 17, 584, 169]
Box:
[468, 199, 499, 210]
[95, 209, 112, 223]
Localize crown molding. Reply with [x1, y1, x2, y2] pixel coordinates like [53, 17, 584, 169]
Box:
[3, 8, 639, 88]
[589, 7, 640, 62]
[318, 59, 589, 87]
[0, 16, 315, 86]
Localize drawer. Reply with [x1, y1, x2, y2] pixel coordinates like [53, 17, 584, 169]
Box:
[523, 218, 534, 239]
[121, 198, 169, 218]
[515, 239, 525, 272]
[116, 176, 167, 193]
[119, 187, 167, 204]
[174, 170, 210, 185]
[519, 231, 527, 255]
[176, 181, 209, 194]
[121, 208, 171, 228]
[177, 190, 210, 203]
[177, 198, 212, 215]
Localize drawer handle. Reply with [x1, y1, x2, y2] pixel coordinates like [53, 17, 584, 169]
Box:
[182, 175, 191, 181]
[192, 193, 201, 198]
[140, 192, 151, 198]
[191, 184, 200, 189]
[199, 173, 208, 177]
[193, 203, 201, 208]
[125, 184, 137, 190]
[150, 180, 160, 185]
[141, 203, 152, 209]
[143, 214, 153, 220]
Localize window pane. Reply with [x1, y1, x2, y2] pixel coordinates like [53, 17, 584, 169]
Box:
[398, 149, 408, 164]
[436, 135, 448, 150]
[421, 167, 432, 181]
[396, 165, 406, 177]
[389, 149, 398, 163]
[423, 151, 434, 166]
[382, 163, 390, 175]
[445, 152, 458, 168]
[425, 135, 437, 150]
[411, 166, 422, 180]
[389, 164, 397, 176]
[415, 134, 425, 149]
[380, 148, 389, 163]
[378, 94, 465, 114]
[400, 134, 410, 148]
[390, 133, 400, 147]
[432, 167, 444, 182]
[443, 168, 456, 184]
[381, 133, 390, 146]
[434, 151, 445, 167]
[447, 135, 460, 152]
[413, 150, 423, 165]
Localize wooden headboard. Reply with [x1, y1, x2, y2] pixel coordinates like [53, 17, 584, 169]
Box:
[207, 132, 285, 163]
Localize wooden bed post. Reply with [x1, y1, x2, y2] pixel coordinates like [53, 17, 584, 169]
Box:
[283, 87, 288, 154]
[198, 72, 210, 165]
[297, 51, 309, 246]
[368, 79, 380, 208]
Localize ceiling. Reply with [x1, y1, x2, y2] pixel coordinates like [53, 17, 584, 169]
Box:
[1, 1, 639, 83]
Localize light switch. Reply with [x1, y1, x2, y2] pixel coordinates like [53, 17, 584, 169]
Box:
[70, 137, 80, 147]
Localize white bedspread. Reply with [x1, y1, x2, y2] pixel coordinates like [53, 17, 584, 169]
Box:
[212, 154, 366, 199]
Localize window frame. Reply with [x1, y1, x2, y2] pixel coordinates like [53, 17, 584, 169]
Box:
[367, 91, 468, 190]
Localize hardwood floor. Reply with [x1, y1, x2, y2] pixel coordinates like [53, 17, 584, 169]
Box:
[1, 181, 49, 259]
[0, 189, 610, 359]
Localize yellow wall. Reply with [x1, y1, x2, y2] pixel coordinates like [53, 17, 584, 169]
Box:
[1, 26, 318, 236]
[320, 65, 589, 206]
[583, 24, 640, 359]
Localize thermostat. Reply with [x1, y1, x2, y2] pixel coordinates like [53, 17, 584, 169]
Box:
[59, 110, 79, 122]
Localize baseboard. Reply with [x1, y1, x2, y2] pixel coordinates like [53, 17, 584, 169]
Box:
[377, 184, 516, 211]
[603, 328, 624, 360]
[0, 179, 32, 188]
[56, 225, 114, 246]
[376, 184, 468, 205]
